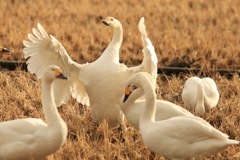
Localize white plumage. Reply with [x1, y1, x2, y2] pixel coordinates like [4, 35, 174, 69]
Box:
[23, 17, 158, 127]
[0, 65, 68, 160]
[124, 72, 239, 160]
[121, 72, 194, 129]
[182, 76, 219, 115]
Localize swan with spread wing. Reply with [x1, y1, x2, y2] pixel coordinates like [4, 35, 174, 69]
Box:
[23, 17, 157, 127]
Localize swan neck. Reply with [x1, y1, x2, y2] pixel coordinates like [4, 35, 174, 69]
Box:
[41, 79, 63, 127]
[141, 79, 156, 122]
[195, 82, 205, 114]
[112, 26, 123, 46]
[100, 25, 123, 63]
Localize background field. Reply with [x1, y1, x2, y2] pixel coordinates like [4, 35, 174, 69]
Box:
[0, 0, 240, 159]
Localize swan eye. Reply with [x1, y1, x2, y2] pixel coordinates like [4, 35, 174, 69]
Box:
[110, 18, 113, 21]
[132, 85, 137, 90]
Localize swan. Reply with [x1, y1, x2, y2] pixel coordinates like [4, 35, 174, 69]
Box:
[123, 72, 239, 160]
[181, 76, 219, 115]
[0, 47, 11, 54]
[0, 65, 68, 160]
[23, 17, 158, 127]
[121, 72, 194, 129]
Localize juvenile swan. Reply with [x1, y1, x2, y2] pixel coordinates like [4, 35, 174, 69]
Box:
[182, 76, 219, 115]
[0, 65, 68, 160]
[121, 72, 194, 129]
[124, 72, 239, 160]
[23, 17, 157, 127]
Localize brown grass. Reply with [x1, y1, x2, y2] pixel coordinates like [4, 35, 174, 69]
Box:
[0, 0, 240, 159]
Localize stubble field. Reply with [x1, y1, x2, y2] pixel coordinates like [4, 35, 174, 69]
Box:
[0, 0, 240, 159]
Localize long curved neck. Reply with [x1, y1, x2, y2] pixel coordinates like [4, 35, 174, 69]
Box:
[99, 26, 123, 63]
[140, 78, 156, 122]
[121, 89, 144, 112]
[195, 82, 205, 114]
[41, 79, 64, 127]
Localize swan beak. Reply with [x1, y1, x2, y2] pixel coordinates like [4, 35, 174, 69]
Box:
[0, 47, 11, 55]
[54, 69, 68, 80]
[123, 86, 132, 103]
[102, 20, 110, 26]
[123, 94, 129, 103]
[57, 73, 68, 80]
[102, 17, 112, 26]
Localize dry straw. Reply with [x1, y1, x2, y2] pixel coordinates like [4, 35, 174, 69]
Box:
[0, 0, 240, 159]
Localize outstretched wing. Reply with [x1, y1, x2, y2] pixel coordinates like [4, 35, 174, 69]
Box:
[130, 17, 158, 87]
[23, 23, 89, 106]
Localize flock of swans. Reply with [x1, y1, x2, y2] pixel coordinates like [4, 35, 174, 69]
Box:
[0, 16, 239, 159]
[23, 17, 157, 128]
[123, 72, 238, 160]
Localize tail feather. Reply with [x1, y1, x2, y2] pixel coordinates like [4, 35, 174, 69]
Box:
[227, 139, 239, 145]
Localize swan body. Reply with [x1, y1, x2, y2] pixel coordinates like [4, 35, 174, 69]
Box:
[121, 72, 194, 129]
[23, 17, 158, 127]
[124, 72, 239, 160]
[0, 65, 68, 160]
[182, 76, 219, 115]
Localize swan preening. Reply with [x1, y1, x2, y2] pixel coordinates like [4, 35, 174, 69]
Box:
[182, 76, 219, 115]
[23, 16, 157, 127]
[121, 72, 194, 129]
[0, 47, 11, 54]
[124, 72, 239, 159]
[0, 65, 68, 160]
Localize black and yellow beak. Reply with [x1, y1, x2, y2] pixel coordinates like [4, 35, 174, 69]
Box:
[102, 17, 113, 26]
[102, 20, 110, 26]
[123, 86, 132, 103]
[53, 68, 68, 80]
[0, 47, 11, 54]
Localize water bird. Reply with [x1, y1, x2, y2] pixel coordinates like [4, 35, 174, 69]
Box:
[0, 65, 68, 160]
[124, 72, 239, 160]
[23, 17, 157, 127]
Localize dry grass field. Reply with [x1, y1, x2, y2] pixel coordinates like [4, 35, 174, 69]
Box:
[0, 0, 240, 159]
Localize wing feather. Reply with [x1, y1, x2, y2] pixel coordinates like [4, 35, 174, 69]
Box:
[130, 17, 158, 87]
[159, 116, 230, 142]
[23, 23, 89, 106]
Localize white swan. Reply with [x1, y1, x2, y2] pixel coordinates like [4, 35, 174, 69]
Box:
[121, 72, 194, 129]
[124, 72, 239, 159]
[0, 46, 11, 54]
[23, 17, 158, 127]
[181, 76, 219, 115]
[0, 65, 68, 160]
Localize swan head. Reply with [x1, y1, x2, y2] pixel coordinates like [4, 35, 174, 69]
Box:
[123, 84, 138, 103]
[43, 65, 68, 81]
[102, 17, 121, 29]
[0, 47, 11, 55]
[123, 72, 153, 103]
